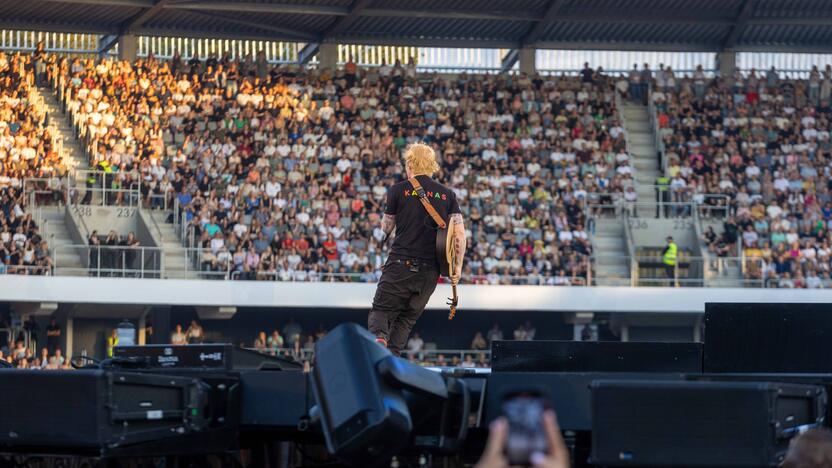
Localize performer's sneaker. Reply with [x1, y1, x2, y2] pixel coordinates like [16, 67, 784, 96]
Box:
[375, 337, 388, 348]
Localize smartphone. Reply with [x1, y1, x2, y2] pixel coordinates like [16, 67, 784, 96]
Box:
[502, 392, 550, 466]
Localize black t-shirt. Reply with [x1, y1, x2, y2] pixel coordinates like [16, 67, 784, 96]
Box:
[386, 175, 461, 261]
[46, 324, 61, 347]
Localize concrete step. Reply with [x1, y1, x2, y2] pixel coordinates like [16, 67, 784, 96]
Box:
[595, 277, 632, 286]
[597, 266, 630, 276]
[595, 225, 624, 235]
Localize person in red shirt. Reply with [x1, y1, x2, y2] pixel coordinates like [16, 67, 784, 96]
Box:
[295, 236, 310, 252]
[281, 232, 295, 250]
[351, 198, 364, 215]
[322, 234, 338, 261]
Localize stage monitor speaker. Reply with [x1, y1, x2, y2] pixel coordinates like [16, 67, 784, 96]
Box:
[310, 323, 463, 467]
[491, 340, 702, 373]
[484, 372, 687, 431]
[591, 380, 826, 466]
[705, 303, 832, 373]
[309, 323, 413, 466]
[115, 343, 302, 371]
[0, 369, 240, 457]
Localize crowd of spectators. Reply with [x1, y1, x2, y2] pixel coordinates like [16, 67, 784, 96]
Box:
[0, 49, 58, 276]
[2, 317, 69, 369]
[161, 320, 546, 368]
[54, 53, 640, 286]
[643, 62, 832, 287]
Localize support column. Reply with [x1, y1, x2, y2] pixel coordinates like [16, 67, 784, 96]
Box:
[318, 43, 338, 71]
[118, 34, 138, 62]
[717, 50, 736, 78]
[518, 47, 536, 75]
[65, 315, 73, 361]
[138, 309, 147, 345]
[693, 316, 703, 342]
[620, 325, 630, 342]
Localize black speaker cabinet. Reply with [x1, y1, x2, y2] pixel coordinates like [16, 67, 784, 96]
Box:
[491, 340, 702, 373]
[591, 380, 826, 466]
[0, 369, 239, 457]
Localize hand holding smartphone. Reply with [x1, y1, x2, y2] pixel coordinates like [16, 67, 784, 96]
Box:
[503, 392, 550, 466]
[475, 392, 570, 468]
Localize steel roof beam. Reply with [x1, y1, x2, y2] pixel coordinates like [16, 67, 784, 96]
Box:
[27, 0, 154, 6]
[721, 0, 754, 50]
[501, 49, 520, 73]
[166, 1, 348, 16]
[521, 0, 565, 46]
[326, 0, 372, 37]
[183, 10, 321, 41]
[298, 41, 319, 64]
[123, 0, 172, 32]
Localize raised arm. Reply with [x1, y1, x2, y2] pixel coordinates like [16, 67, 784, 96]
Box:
[449, 213, 467, 284]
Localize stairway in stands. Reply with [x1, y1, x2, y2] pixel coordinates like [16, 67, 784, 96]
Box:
[147, 209, 192, 279]
[620, 102, 659, 206]
[38, 88, 87, 172]
[591, 218, 631, 286]
[35, 87, 90, 275]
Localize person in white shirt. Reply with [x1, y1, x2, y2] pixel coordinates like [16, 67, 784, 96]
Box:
[406, 333, 424, 353]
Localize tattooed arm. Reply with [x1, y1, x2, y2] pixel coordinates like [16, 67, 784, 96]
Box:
[449, 213, 467, 284]
[381, 214, 396, 237]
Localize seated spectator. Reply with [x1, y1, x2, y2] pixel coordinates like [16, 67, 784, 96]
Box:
[170, 324, 187, 345]
[267, 329, 284, 354]
[471, 331, 487, 350]
[406, 332, 424, 354]
[186, 319, 204, 344]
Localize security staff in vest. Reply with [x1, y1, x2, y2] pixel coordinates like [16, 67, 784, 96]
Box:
[106, 328, 119, 358]
[662, 236, 678, 286]
[655, 175, 670, 218]
[368, 143, 467, 355]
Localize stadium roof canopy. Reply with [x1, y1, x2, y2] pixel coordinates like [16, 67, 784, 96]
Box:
[1, 0, 832, 53]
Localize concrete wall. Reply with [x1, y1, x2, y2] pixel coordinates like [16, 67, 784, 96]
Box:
[3, 275, 832, 314]
[69, 205, 140, 238]
[629, 218, 698, 249]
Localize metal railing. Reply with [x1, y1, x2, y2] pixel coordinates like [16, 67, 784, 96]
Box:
[230, 270, 588, 286]
[12, 242, 788, 288]
[587, 253, 772, 288]
[0, 264, 53, 276]
[243, 346, 491, 366]
[586, 198, 731, 219]
[50, 244, 237, 279]
[66, 170, 142, 207]
[647, 81, 667, 175]
[54, 244, 161, 278]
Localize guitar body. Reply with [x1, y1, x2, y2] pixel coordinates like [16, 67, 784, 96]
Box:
[436, 226, 453, 278]
[437, 226, 459, 320]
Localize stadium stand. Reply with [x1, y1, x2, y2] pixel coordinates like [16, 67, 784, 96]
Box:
[0, 50, 63, 276]
[50, 54, 634, 285]
[654, 65, 832, 288]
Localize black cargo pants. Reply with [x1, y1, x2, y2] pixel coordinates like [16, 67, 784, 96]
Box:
[368, 257, 439, 355]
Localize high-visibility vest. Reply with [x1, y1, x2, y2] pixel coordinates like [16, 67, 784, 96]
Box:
[107, 335, 119, 357]
[656, 176, 670, 192]
[663, 242, 678, 266]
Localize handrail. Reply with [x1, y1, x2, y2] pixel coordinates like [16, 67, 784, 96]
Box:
[622, 210, 638, 286]
[231, 270, 589, 286]
[242, 346, 492, 365]
[143, 206, 165, 243]
[614, 86, 631, 157]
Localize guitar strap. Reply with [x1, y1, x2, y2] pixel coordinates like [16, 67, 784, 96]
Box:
[408, 177, 460, 320]
[408, 177, 447, 229]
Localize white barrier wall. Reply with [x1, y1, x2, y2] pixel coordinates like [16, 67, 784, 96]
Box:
[2, 276, 831, 313]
